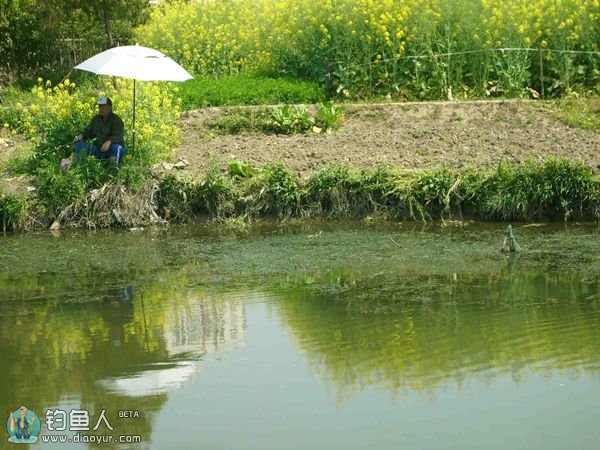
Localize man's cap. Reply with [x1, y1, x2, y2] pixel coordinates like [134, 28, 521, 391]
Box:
[97, 96, 112, 106]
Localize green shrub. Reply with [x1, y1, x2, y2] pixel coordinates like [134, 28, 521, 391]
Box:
[307, 165, 353, 216]
[415, 168, 455, 214]
[316, 102, 345, 133]
[267, 102, 344, 135]
[269, 104, 315, 134]
[541, 158, 599, 219]
[0, 192, 28, 232]
[475, 158, 599, 221]
[246, 162, 303, 218]
[208, 103, 344, 136]
[193, 166, 235, 218]
[386, 172, 429, 221]
[157, 174, 195, 222]
[157, 158, 598, 224]
[308, 165, 351, 195]
[34, 162, 88, 216]
[228, 159, 257, 179]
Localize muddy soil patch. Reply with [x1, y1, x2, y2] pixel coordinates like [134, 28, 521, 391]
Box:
[176, 100, 600, 177]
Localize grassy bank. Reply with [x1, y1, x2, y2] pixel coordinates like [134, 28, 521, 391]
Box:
[2, 158, 598, 232]
[157, 159, 600, 223]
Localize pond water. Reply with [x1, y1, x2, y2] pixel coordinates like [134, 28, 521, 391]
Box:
[1, 222, 599, 449]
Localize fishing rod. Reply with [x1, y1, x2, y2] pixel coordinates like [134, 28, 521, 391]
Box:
[32, 139, 78, 160]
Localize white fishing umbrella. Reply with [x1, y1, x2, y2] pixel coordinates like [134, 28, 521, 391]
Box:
[74, 45, 193, 153]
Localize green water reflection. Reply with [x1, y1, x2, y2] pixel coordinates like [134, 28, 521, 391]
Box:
[0, 285, 248, 449]
[277, 273, 600, 402]
[0, 222, 599, 449]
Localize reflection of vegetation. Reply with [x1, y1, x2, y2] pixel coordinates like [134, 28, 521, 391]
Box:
[319, 270, 600, 313]
[277, 272, 600, 403]
[0, 294, 167, 448]
[1, 222, 600, 418]
[0, 281, 246, 449]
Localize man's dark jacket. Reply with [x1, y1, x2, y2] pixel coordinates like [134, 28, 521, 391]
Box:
[81, 112, 125, 147]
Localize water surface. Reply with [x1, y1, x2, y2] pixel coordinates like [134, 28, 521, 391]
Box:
[1, 222, 599, 449]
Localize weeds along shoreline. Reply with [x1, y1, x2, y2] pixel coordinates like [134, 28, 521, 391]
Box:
[1, 158, 599, 232]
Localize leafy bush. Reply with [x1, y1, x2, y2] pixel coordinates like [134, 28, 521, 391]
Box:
[157, 173, 195, 222]
[308, 165, 352, 195]
[34, 162, 89, 216]
[268, 102, 344, 134]
[193, 166, 235, 218]
[315, 102, 344, 133]
[0, 192, 28, 232]
[228, 159, 257, 179]
[473, 158, 599, 220]
[247, 162, 303, 218]
[306, 165, 356, 216]
[208, 103, 344, 135]
[269, 105, 315, 134]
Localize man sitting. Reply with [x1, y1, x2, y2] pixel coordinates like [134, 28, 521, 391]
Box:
[74, 96, 127, 167]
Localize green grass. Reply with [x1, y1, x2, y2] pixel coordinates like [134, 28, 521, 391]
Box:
[4, 158, 599, 230]
[157, 159, 600, 224]
[207, 108, 272, 134]
[550, 96, 600, 131]
[175, 74, 326, 110]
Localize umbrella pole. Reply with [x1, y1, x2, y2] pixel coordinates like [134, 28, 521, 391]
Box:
[132, 79, 136, 156]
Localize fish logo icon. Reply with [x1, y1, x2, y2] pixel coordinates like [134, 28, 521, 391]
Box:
[7, 406, 41, 444]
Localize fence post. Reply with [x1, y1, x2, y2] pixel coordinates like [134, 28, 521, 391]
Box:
[539, 47, 545, 100]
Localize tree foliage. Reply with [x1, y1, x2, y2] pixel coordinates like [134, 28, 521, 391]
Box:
[0, 0, 150, 81]
[0, 0, 61, 79]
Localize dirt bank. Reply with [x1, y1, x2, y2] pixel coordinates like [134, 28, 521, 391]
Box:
[176, 100, 600, 177]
